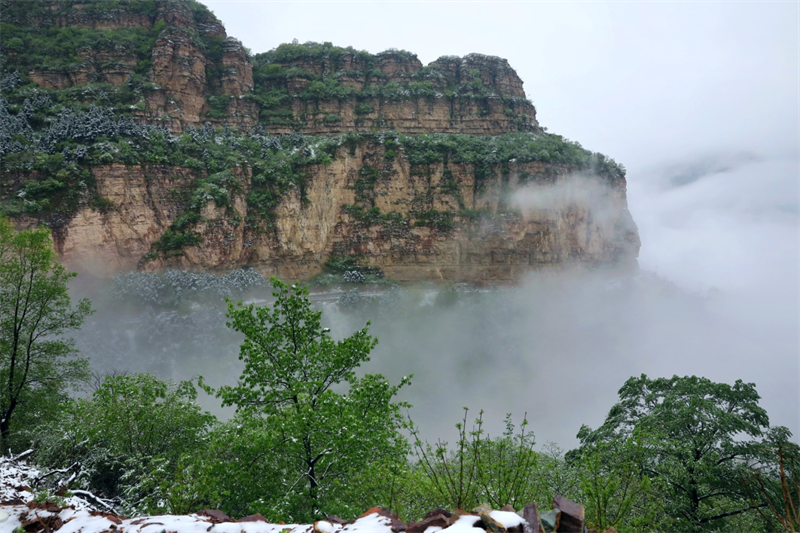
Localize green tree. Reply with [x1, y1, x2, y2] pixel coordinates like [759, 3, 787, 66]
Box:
[575, 374, 773, 532]
[746, 426, 800, 532]
[0, 217, 92, 453]
[570, 430, 668, 532]
[35, 373, 216, 513]
[206, 277, 410, 521]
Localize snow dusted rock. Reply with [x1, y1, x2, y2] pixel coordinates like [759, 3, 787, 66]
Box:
[314, 519, 337, 533]
[443, 513, 485, 533]
[359, 506, 406, 532]
[488, 510, 526, 532]
[343, 512, 396, 533]
[240, 513, 269, 522]
[407, 511, 450, 533]
[326, 515, 348, 526]
[199, 508, 233, 522]
[479, 510, 506, 532]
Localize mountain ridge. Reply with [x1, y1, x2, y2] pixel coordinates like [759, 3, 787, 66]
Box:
[0, 0, 640, 282]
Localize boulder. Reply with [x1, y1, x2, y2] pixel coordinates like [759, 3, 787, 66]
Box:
[522, 503, 541, 533]
[198, 509, 232, 523]
[480, 510, 507, 532]
[539, 509, 561, 533]
[472, 503, 493, 514]
[360, 506, 406, 532]
[326, 515, 348, 526]
[553, 496, 584, 532]
[238, 514, 268, 522]
[423, 508, 452, 520]
[448, 510, 481, 527]
[407, 513, 450, 533]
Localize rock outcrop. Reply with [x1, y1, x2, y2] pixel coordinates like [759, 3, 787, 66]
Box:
[0, 0, 639, 282]
[26, 147, 638, 281]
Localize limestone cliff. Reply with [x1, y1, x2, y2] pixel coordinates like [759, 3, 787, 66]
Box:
[36, 141, 638, 281]
[0, 0, 639, 282]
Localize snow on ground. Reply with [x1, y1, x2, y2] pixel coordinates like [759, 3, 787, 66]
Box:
[0, 453, 400, 533]
[0, 504, 403, 533]
[1, 455, 533, 533]
[0, 505, 401, 533]
[0, 453, 95, 511]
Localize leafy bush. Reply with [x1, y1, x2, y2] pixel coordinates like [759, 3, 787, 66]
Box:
[35, 373, 216, 514]
[409, 408, 575, 512]
[354, 103, 374, 115]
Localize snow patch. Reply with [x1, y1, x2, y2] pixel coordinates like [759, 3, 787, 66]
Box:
[489, 510, 526, 529]
[442, 515, 485, 533]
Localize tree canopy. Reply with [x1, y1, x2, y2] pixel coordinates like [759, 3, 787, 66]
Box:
[0, 217, 92, 453]
[575, 374, 776, 532]
[205, 277, 410, 521]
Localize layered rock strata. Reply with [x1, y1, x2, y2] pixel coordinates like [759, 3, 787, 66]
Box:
[29, 144, 639, 281]
[0, 0, 639, 282]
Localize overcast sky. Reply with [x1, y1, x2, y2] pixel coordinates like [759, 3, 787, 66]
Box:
[199, 1, 799, 442]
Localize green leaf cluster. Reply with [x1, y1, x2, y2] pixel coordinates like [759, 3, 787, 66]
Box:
[35, 373, 215, 514]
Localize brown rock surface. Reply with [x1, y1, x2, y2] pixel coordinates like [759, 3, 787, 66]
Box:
[522, 503, 541, 533]
[408, 513, 450, 533]
[480, 510, 508, 532]
[552, 495, 584, 532]
[4, 0, 639, 282]
[27, 140, 638, 281]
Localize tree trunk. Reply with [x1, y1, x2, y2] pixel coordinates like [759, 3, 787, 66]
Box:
[0, 416, 11, 455]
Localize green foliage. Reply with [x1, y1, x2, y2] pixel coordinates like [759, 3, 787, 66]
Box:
[354, 103, 375, 115]
[324, 254, 363, 273]
[35, 373, 215, 514]
[410, 408, 555, 511]
[249, 41, 537, 126]
[575, 374, 774, 532]
[571, 431, 668, 532]
[0, 21, 163, 73]
[262, 41, 372, 65]
[206, 95, 230, 119]
[203, 278, 410, 521]
[746, 426, 800, 532]
[413, 209, 454, 233]
[150, 228, 202, 256]
[0, 217, 92, 453]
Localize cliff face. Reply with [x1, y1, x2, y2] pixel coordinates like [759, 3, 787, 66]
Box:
[0, 0, 639, 282]
[38, 144, 639, 281]
[250, 50, 537, 135]
[1, 1, 535, 135]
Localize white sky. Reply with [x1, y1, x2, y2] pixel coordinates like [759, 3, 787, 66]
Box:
[201, 1, 799, 441]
